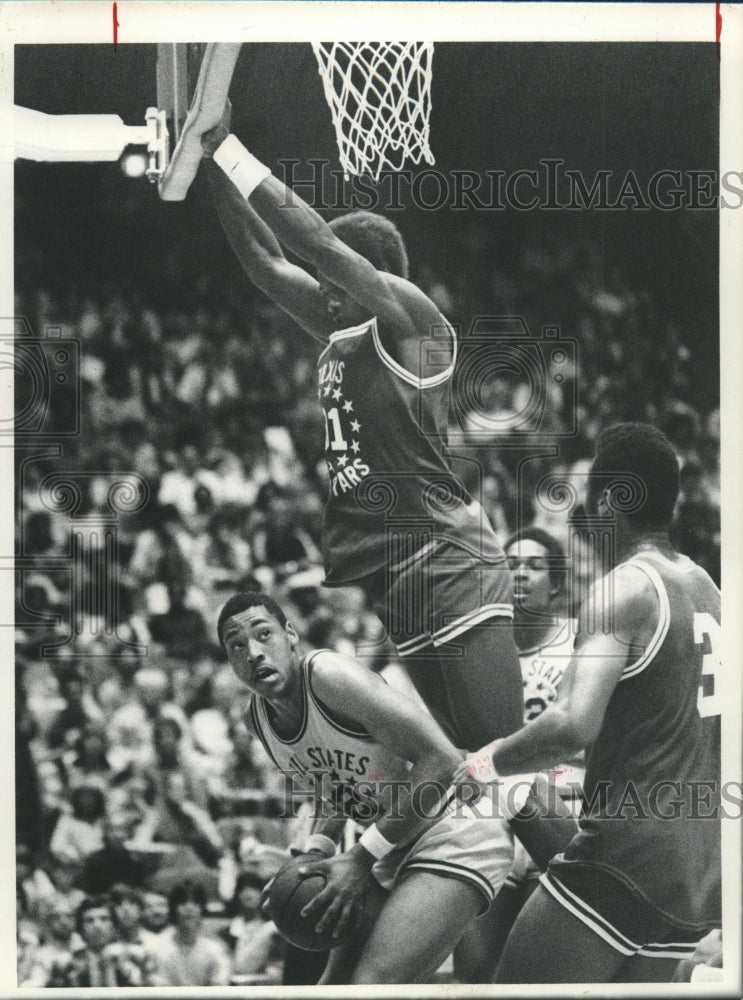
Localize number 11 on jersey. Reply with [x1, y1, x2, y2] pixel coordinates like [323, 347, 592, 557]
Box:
[323, 407, 348, 452]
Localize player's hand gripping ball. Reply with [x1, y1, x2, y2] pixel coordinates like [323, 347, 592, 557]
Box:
[267, 853, 340, 952]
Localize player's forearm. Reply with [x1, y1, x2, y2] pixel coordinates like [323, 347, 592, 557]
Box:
[493, 708, 586, 777]
[250, 175, 341, 273]
[206, 160, 285, 284]
[373, 750, 461, 850]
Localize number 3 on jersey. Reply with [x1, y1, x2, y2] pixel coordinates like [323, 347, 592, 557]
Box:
[695, 612, 722, 718]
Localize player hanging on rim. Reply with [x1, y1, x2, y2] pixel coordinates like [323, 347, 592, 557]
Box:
[216, 591, 527, 984]
[455, 423, 722, 983]
[199, 101, 523, 754]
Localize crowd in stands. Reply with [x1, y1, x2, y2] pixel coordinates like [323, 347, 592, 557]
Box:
[14, 216, 720, 985]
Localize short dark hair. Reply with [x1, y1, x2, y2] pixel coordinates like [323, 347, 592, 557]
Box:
[168, 879, 207, 923]
[110, 884, 143, 908]
[329, 211, 409, 278]
[588, 422, 680, 529]
[217, 592, 288, 646]
[76, 894, 113, 934]
[69, 783, 106, 822]
[504, 527, 566, 592]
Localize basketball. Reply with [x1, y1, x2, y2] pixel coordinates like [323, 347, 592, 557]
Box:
[268, 853, 339, 952]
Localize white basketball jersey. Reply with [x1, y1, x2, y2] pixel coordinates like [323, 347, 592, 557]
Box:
[247, 650, 412, 824]
[519, 618, 584, 800]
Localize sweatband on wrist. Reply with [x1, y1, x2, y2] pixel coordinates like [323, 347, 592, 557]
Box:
[358, 824, 396, 860]
[213, 134, 272, 199]
[302, 834, 336, 858]
[463, 738, 503, 783]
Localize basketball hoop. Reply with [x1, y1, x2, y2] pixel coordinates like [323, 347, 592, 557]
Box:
[311, 42, 435, 182]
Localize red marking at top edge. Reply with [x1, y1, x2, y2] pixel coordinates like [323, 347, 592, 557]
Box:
[113, 3, 120, 53]
[716, 3, 722, 46]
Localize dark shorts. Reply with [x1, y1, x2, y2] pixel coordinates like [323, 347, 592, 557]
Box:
[543, 859, 708, 959]
[362, 532, 513, 656]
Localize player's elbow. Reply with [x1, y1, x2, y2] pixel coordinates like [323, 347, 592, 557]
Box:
[315, 232, 376, 285]
[252, 256, 287, 296]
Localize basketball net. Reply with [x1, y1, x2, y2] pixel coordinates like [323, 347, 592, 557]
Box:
[311, 42, 435, 182]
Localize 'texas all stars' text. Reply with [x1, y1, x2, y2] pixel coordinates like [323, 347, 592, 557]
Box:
[318, 361, 370, 496]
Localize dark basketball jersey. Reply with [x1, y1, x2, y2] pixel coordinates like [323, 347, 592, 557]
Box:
[559, 550, 721, 931]
[317, 316, 500, 584]
[248, 651, 411, 825]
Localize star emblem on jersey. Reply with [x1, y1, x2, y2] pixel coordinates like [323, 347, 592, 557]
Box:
[317, 358, 370, 498]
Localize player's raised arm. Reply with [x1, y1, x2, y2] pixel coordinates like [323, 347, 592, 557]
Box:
[202, 107, 332, 343]
[206, 120, 442, 346]
[479, 564, 660, 778]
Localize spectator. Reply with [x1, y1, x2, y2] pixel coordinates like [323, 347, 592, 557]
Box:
[63, 722, 113, 787]
[126, 503, 195, 594]
[96, 646, 145, 719]
[45, 855, 87, 914]
[80, 815, 151, 895]
[148, 579, 210, 660]
[222, 871, 284, 981]
[140, 890, 170, 938]
[158, 444, 206, 518]
[107, 667, 190, 772]
[212, 716, 271, 794]
[46, 669, 104, 752]
[189, 666, 245, 767]
[142, 770, 223, 869]
[20, 894, 82, 988]
[192, 503, 254, 604]
[47, 894, 155, 987]
[16, 843, 56, 921]
[251, 483, 321, 580]
[107, 765, 159, 841]
[109, 883, 162, 975]
[148, 879, 232, 986]
[183, 482, 217, 537]
[49, 781, 106, 865]
[152, 715, 210, 809]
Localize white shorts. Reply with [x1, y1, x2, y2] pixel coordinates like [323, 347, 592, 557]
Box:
[371, 794, 514, 914]
[504, 838, 541, 890]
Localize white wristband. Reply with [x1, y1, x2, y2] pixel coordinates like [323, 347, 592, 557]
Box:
[358, 824, 396, 860]
[302, 834, 336, 858]
[213, 134, 272, 200]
